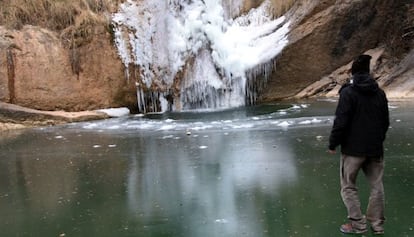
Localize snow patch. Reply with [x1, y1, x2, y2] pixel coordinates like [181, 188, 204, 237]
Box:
[97, 108, 130, 117]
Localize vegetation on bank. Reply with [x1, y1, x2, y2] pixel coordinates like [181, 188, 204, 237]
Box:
[0, 0, 119, 48]
[0, 0, 116, 30]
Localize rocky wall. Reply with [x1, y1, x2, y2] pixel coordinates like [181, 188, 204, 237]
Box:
[260, 0, 414, 101]
[0, 25, 137, 112]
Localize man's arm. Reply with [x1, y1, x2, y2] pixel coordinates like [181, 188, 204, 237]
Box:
[329, 90, 353, 152]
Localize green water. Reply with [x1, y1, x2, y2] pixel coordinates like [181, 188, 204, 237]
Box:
[0, 100, 413, 237]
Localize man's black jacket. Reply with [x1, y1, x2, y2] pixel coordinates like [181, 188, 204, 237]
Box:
[329, 73, 390, 157]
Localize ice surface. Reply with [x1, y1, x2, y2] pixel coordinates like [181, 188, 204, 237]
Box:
[77, 104, 332, 134]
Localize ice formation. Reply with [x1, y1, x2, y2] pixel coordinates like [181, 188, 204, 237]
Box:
[112, 0, 290, 113]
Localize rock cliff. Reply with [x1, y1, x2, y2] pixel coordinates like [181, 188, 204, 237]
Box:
[0, 25, 137, 112]
[261, 0, 414, 100]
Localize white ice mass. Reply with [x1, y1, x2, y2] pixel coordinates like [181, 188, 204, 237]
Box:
[112, 0, 290, 112]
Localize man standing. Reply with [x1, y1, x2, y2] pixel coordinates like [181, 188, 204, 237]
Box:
[328, 54, 390, 235]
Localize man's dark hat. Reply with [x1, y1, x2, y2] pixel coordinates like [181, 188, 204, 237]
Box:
[351, 54, 372, 75]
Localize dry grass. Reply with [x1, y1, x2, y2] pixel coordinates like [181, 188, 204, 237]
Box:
[0, 0, 118, 31]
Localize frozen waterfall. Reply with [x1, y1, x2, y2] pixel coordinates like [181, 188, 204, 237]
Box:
[112, 0, 290, 113]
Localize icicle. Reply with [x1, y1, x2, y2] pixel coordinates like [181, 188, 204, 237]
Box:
[112, 0, 291, 113]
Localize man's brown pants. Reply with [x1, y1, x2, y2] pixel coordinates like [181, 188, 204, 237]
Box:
[340, 154, 385, 232]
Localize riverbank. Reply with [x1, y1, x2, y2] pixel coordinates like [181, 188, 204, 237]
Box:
[0, 102, 113, 131]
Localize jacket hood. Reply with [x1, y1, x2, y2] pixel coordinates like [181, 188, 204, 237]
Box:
[352, 73, 379, 94]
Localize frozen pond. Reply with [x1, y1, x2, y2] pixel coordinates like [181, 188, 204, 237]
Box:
[0, 100, 413, 237]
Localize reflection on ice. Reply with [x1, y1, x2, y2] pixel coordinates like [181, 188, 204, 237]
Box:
[125, 126, 297, 236]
